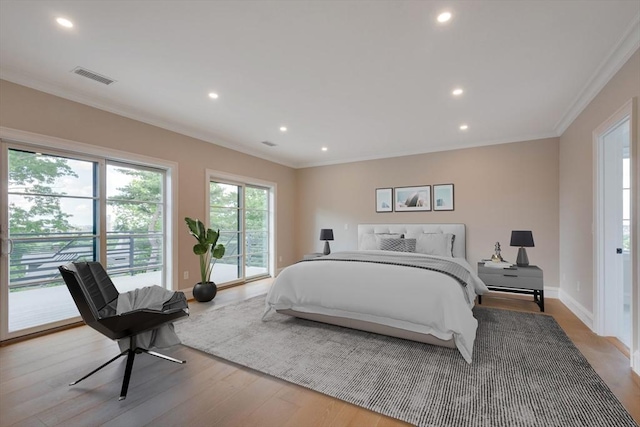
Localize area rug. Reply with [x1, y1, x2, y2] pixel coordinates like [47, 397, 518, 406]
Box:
[174, 296, 637, 427]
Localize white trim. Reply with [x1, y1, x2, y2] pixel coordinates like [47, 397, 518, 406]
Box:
[593, 102, 629, 335]
[0, 143, 9, 341]
[182, 287, 194, 301]
[296, 133, 558, 169]
[206, 169, 277, 285]
[633, 350, 640, 376]
[0, 69, 296, 169]
[593, 100, 634, 336]
[560, 289, 594, 331]
[554, 14, 640, 135]
[0, 127, 179, 338]
[544, 286, 560, 299]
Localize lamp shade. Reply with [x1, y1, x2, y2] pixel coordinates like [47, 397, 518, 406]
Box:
[510, 230, 534, 247]
[319, 229, 334, 241]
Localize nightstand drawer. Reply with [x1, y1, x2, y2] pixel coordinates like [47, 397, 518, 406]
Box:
[478, 272, 543, 290]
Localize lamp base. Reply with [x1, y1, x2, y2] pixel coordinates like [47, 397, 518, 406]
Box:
[323, 241, 331, 255]
[516, 247, 529, 267]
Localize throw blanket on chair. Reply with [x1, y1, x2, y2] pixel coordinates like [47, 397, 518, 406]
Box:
[116, 285, 186, 351]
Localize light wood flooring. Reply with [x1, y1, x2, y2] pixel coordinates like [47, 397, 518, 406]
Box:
[1, 280, 638, 427]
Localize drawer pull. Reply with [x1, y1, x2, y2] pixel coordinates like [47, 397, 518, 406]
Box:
[503, 274, 518, 277]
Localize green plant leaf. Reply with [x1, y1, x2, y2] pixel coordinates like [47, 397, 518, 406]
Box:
[193, 243, 208, 255]
[206, 228, 219, 245]
[212, 244, 225, 259]
[197, 220, 206, 243]
[185, 217, 199, 238]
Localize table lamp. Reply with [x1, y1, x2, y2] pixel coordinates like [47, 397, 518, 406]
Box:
[320, 229, 334, 255]
[510, 230, 534, 267]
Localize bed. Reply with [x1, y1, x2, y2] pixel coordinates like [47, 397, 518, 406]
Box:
[263, 223, 488, 363]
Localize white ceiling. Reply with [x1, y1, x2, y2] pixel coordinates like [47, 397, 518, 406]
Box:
[1, 1, 639, 168]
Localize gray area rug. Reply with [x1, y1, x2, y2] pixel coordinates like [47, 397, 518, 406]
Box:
[175, 296, 637, 427]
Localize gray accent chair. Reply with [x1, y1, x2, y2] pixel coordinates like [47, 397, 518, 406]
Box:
[58, 261, 188, 400]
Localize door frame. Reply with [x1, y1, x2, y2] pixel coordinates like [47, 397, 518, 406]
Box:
[593, 98, 638, 372]
[206, 169, 276, 288]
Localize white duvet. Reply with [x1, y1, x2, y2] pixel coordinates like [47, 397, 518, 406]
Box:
[264, 250, 488, 363]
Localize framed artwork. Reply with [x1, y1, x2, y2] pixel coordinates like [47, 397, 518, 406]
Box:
[394, 185, 431, 212]
[376, 188, 393, 212]
[433, 184, 454, 211]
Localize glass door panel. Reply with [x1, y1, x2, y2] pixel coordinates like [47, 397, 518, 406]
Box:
[209, 181, 270, 285]
[106, 163, 165, 292]
[245, 186, 269, 279]
[7, 149, 97, 332]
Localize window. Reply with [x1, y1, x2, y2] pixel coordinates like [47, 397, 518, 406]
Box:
[208, 173, 274, 286]
[1, 141, 174, 340]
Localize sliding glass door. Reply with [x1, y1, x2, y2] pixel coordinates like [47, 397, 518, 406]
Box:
[106, 162, 165, 292]
[1, 143, 169, 339]
[209, 180, 271, 285]
[6, 149, 97, 332]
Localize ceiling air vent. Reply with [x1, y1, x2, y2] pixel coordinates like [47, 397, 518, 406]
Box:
[261, 141, 277, 147]
[71, 67, 116, 85]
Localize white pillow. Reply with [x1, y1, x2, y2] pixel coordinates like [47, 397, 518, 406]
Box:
[360, 233, 403, 250]
[414, 233, 455, 257]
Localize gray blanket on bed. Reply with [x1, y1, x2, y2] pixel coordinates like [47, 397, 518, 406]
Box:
[116, 285, 183, 351]
[301, 251, 472, 292]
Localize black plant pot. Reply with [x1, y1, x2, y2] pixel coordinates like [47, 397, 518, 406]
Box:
[193, 282, 217, 302]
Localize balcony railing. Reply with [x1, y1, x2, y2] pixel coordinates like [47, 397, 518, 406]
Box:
[8, 231, 163, 291]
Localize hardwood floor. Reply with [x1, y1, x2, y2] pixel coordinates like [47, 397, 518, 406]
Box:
[1, 281, 638, 427]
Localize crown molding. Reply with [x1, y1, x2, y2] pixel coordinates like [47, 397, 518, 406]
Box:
[0, 69, 297, 169]
[296, 132, 559, 169]
[554, 13, 640, 136]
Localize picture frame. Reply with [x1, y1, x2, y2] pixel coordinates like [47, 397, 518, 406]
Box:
[394, 185, 431, 212]
[375, 188, 393, 212]
[433, 184, 454, 211]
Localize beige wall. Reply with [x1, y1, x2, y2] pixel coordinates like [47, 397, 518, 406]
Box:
[559, 49, 640, 313]
[0, 79, 297, 291]
[296, 138, 560, 288]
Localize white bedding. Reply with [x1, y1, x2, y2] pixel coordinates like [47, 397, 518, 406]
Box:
[264, 250, 488, 363]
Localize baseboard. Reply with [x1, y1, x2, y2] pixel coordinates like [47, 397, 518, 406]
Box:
[633, 350, 640, 376]
[181, 287, 194, 301]
[544, 286, 559, 299]
[559, 289, 594, 331]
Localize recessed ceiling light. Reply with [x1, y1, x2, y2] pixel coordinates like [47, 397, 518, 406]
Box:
[321, 147, 328, 151]
[56, 17, 73, 28]
[280, 126, 287, 132]
[208, 92, 219, 99]
[437, 12, 452, 23]
[452, 88, 464, 96]
[459, 124, 469, 130]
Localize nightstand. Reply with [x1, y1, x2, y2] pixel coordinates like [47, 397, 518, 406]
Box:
[303, 252, 324, 260]
[477, 262, 544, 312]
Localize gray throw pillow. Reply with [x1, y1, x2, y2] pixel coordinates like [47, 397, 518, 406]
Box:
[379, 238, 417, 253]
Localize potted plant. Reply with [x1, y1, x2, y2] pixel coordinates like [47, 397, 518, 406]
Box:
[185, 217, 225, 302]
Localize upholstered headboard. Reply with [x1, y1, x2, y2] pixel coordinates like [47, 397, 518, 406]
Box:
[357, 223, 466, 259]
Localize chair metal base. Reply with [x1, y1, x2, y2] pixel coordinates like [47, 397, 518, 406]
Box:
[69, 336, 186, 401]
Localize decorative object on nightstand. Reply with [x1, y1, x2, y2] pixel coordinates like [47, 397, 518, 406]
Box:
[510, 230, 534, 267]
[490, 241, 504, 262]
[320, 229, 334, 255]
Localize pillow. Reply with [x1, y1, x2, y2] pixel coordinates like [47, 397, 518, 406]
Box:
[414, 233, 455, 257]
[378, 238, 416, 253]
[360, 233, 403, 250]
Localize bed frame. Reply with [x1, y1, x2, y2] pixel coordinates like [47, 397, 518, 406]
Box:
[278, 223, 467, 349]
